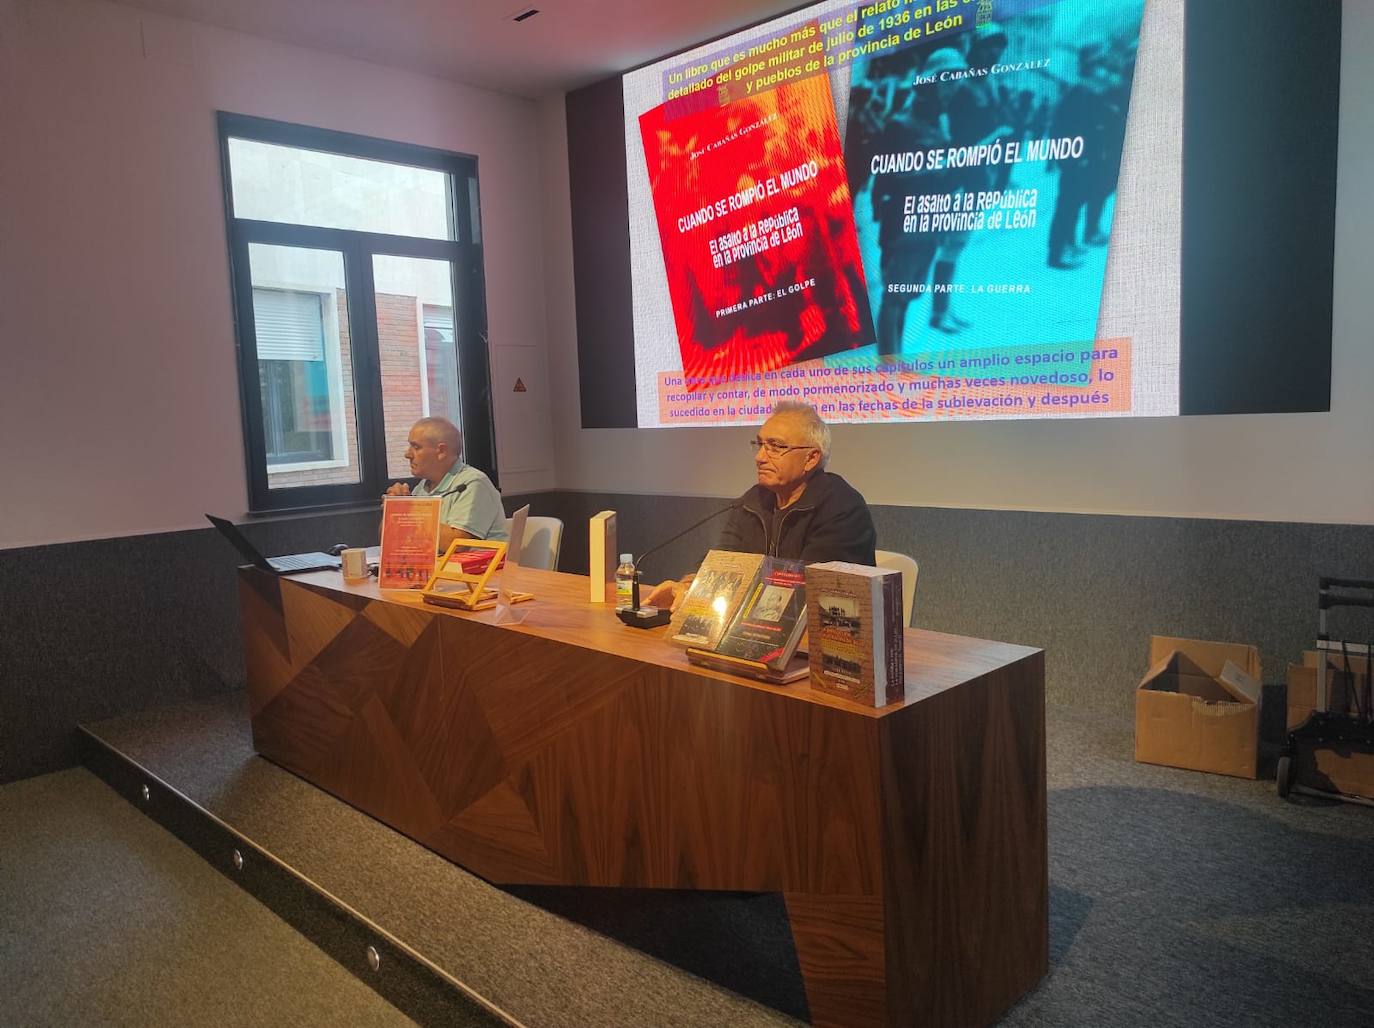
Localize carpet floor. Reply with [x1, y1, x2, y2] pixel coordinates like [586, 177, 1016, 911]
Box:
[9, 693, 1373, 1027]
[0, 767, 414, 1027]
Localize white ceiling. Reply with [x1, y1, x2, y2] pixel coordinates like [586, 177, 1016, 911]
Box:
[112, 0, 808, 98]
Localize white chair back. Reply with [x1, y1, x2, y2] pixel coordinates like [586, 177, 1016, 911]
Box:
[505, 515, 564, 571]
[873, 549, 919, 628]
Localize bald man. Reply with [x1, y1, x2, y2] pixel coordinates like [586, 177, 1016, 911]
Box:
[384, 417, 508, 550]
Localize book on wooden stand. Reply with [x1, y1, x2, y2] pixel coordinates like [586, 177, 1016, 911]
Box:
[420, 539, 533, 612]
[805, 561, 905, 707]
[670, 550, 765, 649]
[686, 648, 810, 684]
[680, 554, 810, 685]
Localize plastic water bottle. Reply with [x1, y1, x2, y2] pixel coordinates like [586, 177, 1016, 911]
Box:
[615, 554, 636, 610]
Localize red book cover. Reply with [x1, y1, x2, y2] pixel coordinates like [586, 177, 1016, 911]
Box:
[639, 70, 871, 387]
[453, 549, 503, 575]
[378, 496, 441, 590]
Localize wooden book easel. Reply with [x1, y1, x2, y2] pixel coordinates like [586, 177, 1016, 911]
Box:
[420, 539, 533, 612]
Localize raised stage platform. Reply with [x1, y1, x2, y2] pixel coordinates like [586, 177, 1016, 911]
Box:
[79, 692, 810, 1027]
[76, 689, 1374, 1028]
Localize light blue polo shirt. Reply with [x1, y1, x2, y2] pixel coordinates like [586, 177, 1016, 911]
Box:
[412, 461, 508, 542]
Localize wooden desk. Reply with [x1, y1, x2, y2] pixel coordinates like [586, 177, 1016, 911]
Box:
[240, 565, 1046, 1027]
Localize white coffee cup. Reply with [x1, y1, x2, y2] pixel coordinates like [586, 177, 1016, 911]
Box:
[341, 547, 368, 583]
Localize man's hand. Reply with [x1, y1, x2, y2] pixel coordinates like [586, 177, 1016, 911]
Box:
[384, 481, 412, 497]
[438, 524, 477, 551]
[644, 574, 694, 611]
[643, 579, 679, 610]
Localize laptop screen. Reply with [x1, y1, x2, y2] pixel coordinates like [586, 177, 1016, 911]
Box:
[506, 504, 530, 568]
[205, 514, 272, 571]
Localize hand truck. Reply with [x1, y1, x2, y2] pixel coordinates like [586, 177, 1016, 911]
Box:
[1276, 577, 1374, 803]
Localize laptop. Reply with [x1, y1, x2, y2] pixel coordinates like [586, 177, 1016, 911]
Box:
[206, 514, 342, 574]
[506, 503, 530, 568]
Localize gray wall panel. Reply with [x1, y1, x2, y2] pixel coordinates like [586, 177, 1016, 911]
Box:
[0, 504, 506, 782]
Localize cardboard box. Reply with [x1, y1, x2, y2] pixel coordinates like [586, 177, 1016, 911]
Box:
[1286, 650, 1368, 729]
[1286, 664, 1321, 731]
[1135, 636, 1262, 779]
[1285, 655, 1374, 801]
[1293, 744, 1374, 802]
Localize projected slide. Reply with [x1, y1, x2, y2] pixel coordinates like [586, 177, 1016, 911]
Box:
[624, 0, 1183, 426]
[639, 60, 871, 387]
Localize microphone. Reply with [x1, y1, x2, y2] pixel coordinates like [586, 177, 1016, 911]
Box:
[384, 478, 470, 499]
[430, 481, 471, 499]
[617, 501, 741, 629]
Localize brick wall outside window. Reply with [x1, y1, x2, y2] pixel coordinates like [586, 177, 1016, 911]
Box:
[267, 290, 430, 490]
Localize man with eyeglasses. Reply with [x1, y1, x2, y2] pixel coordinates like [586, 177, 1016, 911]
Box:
[645, 401, 875, 608]
[383, 416, 508, 550]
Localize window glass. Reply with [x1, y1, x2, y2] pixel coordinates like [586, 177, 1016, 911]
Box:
[372, 254, 460, 478]
[228, 138, 452, 241]
[220, 115, 492, 511]
[247, 244, 362, 487]
[423, 306, 462, 427]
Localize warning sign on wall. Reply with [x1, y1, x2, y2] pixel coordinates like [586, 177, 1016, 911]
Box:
[513, 378, 527, 393]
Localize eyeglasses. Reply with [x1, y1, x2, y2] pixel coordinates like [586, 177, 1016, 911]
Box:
[750, 437, 813, 458]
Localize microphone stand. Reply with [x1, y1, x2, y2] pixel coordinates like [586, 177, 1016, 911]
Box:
[427, 481, 471, 499]
[617, 502, 739, 629]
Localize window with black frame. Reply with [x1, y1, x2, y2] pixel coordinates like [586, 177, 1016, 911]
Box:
[218, 113, 495, 512]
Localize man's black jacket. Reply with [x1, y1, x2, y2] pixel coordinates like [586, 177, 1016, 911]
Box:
[716, 470, 876, 566]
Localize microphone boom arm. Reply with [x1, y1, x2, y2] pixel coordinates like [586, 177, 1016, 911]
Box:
[632, 503, 741, 590]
